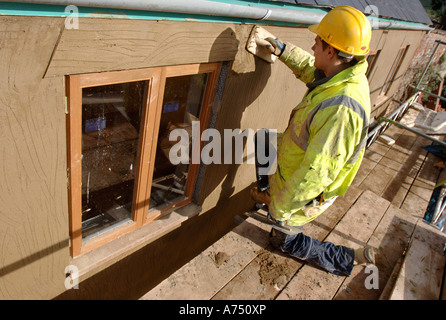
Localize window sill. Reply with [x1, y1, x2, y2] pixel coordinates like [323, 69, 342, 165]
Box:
[70, 203, 202, 282]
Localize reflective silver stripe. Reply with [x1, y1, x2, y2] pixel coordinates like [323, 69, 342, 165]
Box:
[290, 125, 308, 151]
[292, 95, 369, 164]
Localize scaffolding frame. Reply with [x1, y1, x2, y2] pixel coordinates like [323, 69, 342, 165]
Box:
[367, 39, 446, 232]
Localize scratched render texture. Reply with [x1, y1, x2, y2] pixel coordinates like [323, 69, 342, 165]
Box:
[0, 13, 425, 299]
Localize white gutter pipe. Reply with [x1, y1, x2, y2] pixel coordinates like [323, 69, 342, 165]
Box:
[9, 0, 325, 24]
[8, 0, 433, 31]
[373, 19, 433, 31]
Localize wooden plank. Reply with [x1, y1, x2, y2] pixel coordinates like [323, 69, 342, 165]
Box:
[334, 204, 418, 300]
[375, 131, 437, 208]
[352, 157, 378, 188]
[364, 130, 425, 205]
[381, 124, 405, 142]
[383, 133, 419, 165]
[389, 220, 446, 300]
[212, 249, 302, 300]
[358, 162, 398, 197]
[304, 187, 364, 241]
[379, 257, 404, 300]
[364, 141, 388, 163]
[400, 189, 431, 220]
[212, 187, 364, 300]
[378, 155, 404, 172]
[45, 19, 239, 77]
[139, 217, 271, 300]
[416, 151, 441, 188]
[276, 190, 390, 300]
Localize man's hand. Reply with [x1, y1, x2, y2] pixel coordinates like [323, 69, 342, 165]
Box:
[264, 37, 285, 57]
[250, 187, 271, 205]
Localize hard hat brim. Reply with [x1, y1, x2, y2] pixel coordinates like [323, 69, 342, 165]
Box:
[308, 24, 319, 35]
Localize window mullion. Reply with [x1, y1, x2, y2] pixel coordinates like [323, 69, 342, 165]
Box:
[134, 68, 166, 226]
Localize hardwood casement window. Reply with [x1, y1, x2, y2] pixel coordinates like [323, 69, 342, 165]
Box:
[66, 63, 221, 257]
[379, 45, 409, 96]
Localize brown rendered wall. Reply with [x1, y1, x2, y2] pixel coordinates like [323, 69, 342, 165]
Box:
[0, 15, 425, 299]
[367, 29, 426, 118]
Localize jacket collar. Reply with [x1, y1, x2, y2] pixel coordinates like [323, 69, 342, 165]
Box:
[306, 57, 368, 93]
[306, 69, 334, 92]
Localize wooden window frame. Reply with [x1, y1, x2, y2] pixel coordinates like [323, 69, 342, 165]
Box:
[144, 63, 221, 224]
[66, 63, 221, 257]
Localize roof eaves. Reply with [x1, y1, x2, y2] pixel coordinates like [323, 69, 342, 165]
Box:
[280, 0, 433, 25]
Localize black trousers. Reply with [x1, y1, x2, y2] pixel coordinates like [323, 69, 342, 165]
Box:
[254, 128, 272, 192]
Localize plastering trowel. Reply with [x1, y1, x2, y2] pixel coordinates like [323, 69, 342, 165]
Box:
[245, 25, 278, 63]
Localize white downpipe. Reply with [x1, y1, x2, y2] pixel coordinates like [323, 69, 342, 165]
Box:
[7, 0, 433, 31]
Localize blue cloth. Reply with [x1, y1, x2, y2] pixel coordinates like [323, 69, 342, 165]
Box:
[271, 228, 355, 276]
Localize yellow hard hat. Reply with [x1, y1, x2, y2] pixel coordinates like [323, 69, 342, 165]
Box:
[309, 6, 372, 57]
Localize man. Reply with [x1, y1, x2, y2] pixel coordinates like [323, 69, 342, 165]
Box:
[251, 6, 374, 276]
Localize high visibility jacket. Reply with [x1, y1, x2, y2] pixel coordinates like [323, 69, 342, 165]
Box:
[269, 44, 370, 226]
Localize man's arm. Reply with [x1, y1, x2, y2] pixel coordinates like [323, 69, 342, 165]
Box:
[264, 38, 316, 84]
[279, 43, 316, 84]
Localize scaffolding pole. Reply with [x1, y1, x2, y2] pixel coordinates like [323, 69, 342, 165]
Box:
[377, 117, 446, 147]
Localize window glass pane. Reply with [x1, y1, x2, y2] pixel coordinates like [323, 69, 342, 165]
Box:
[81, 81, 146, 239]
[149, 73, 209, 209]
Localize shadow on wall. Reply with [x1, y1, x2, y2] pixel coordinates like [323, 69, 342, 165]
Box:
[197, 27, 272, 215]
